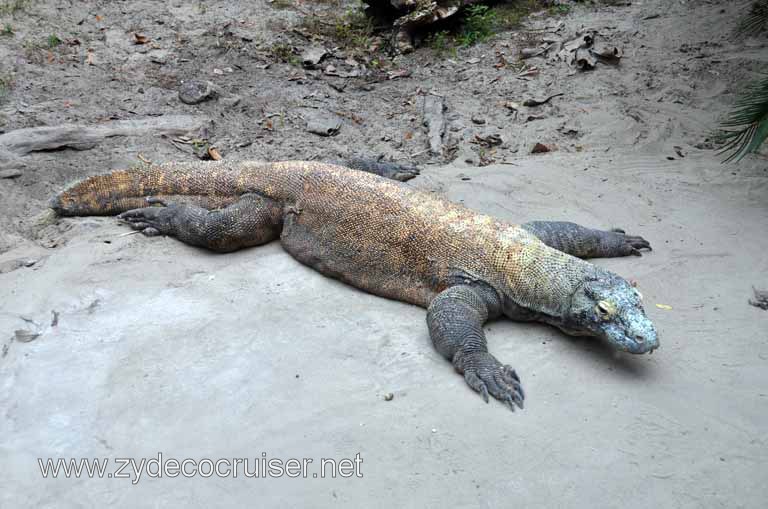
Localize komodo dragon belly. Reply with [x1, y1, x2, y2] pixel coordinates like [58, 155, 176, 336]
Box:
[279, 204, 440, 308]
[276, 171, 515, 309]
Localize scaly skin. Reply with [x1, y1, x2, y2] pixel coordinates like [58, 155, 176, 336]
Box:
[51, 160, 659, 412]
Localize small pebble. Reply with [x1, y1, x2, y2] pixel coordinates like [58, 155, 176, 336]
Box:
[178, 80, 217, 105]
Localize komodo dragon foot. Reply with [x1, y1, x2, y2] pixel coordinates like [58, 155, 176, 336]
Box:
[456, 351, 525, 411]
[335, 157, 420, 182]
[609, 228, 652, 256]
[118, 197, 172, 237]
[118, 194, 282, 252]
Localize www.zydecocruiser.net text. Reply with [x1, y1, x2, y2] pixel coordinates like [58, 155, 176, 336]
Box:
[38, 452, 364, 484]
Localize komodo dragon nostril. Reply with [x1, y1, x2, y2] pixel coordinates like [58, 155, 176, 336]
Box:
[634, 334, 646, 344]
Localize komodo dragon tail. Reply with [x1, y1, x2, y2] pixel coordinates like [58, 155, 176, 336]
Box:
[49, 162, 249, 216]
[50, 159, 420, 217]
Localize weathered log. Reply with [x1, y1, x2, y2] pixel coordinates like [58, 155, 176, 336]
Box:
[0, 115, 210, 163]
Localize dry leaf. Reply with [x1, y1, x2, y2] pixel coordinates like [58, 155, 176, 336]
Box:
[207, 147, 222, 160]
[387, 69, 411, 80]
[133, 33, 149, 45]
[85, 49, 95, 66]
[504, 101, 520, 111]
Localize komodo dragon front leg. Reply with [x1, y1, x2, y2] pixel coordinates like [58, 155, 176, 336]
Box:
[521, 221, 651, 258]
[427, 283, 525, 411]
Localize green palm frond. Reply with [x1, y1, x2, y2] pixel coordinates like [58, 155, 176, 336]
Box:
[717, 75, 768, 162]
[734, 0, 768, 38]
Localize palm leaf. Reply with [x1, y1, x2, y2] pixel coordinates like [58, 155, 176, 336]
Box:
[734, 0, 768, 38]
[717, 74, 768, 162]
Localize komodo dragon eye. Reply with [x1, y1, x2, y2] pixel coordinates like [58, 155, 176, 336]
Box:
[596, 300, 616, 318]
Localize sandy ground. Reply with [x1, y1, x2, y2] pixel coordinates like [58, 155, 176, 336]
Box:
[1, 0, 767, 507]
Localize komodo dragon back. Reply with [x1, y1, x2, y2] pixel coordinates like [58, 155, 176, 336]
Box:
[51, 160, 659, 412]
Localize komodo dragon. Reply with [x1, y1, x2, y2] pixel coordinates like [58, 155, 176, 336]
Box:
[50, 159, 659, 411]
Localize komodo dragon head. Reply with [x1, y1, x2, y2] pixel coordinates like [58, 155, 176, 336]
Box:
[559, 271, 659, 354]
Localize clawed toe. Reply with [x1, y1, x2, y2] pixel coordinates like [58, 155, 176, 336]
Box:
[126, 221, 150, 230]
[625, 236, 652, 252]
[465, 371, 490, 403]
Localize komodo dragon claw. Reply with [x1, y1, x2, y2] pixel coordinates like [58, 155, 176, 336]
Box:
[611, 228, 652, 256]
[461, 353, 525, 411]
[117, 197, 173, 237]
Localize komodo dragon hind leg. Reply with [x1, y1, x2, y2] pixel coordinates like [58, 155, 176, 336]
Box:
[333, 157, 420, 182]
[118, 194, 282, 253]
[521, 221, 651, 259]
[427, 283, 525, 411]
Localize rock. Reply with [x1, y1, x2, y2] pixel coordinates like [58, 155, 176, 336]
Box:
[220, 95, 242, 108]
[301, 46, 328, 69]
[14, 329, 40, 343]
[0, 259, 25, 274]
[473, 133, 503, 147]
[471, 116, 486, 125]
[178, 80, 217, 105]
[149, 50, 171, 64]
[0, 168, 22, 179]
[306, 112, 342, 137]
[520, 47, 546, 59]
[395, 31, 414, 54]
[531, 142, 551, 154]
[749, 288, 768, 310]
